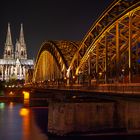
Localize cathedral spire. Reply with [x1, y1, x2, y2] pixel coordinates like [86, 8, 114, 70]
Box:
[4, 23, 14, 59]
[5, 23, 13, 46]
[17, 23, 27, 59]
[19, 23, 25, 45]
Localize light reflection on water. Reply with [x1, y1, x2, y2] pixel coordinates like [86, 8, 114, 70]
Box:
[1, 100, 140, 140]
[0, 102, 48, 140]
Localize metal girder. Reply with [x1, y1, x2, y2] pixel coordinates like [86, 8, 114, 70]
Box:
[73, 2, 140, 83]
[69, 0, 140, 75]
[33, 40, 79, 82]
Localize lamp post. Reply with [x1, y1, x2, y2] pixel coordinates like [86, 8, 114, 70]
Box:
[72, 75, 75, 86]
[122, 68, 125, 83]
[98, 72, 102, 83]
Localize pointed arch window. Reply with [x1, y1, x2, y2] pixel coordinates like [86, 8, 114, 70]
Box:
[8, 50, 10, 55]
[21, 51, 24, 56]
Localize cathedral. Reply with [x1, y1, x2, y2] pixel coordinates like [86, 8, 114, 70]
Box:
[0, 23, 34, 81]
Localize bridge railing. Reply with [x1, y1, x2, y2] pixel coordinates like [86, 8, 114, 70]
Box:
[26, 82, 140, 95]
[90, 83, 140, 94]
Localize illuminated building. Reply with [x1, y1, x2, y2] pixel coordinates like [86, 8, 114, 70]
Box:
[0, 23, 34, 81]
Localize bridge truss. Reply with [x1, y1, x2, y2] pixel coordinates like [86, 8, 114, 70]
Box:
[33, 0, 140, 85]
[33, 41, 79, 84]
[68, 0, 140, 84]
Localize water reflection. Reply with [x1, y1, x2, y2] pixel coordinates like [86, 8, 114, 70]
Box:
[19, 108, 30, 140]
[0, 102, 48, 140]
[0, 102, 5, 109]
[0, 102, 22, 140]
[19, 108, 29, 116]
[1, 99, 140, 140]
[9, 102, 14, 109]
[32, 107, 48, 134]
[20, 107, 48, 140]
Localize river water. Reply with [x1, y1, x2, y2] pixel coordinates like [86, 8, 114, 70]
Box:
[0, 102, 48, 140]
[1, 101, 140, 140]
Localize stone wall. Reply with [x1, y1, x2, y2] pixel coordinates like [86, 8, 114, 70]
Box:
[48, 101, 123, 135]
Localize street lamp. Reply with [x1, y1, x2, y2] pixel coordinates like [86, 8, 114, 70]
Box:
[122, 68, 125, 83]
[99, 72, 102, 77]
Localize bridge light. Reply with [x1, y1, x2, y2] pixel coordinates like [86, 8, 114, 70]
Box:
[99, 72, 102, 76]
[122, 69, 125, 72]
[122, 69, 125, 83]
[23, 91, 30, 100]
[72, 96, 76, 99]
[66, 68, 70, 78]
[9, 91, 14, 96]
[78, 71, 82, 74]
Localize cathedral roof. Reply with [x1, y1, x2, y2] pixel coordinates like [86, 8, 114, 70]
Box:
[0, 59, 34, 65]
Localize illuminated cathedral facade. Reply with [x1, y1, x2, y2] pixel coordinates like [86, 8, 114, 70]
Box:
[0, 23, 34, 81]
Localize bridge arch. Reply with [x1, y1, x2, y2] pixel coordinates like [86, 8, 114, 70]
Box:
[69, 0, 140, 84]
[33, 40, 79, 83]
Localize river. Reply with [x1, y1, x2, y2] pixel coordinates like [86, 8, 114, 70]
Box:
[1, 100, 140, 140]
[0, 102, 48, 140]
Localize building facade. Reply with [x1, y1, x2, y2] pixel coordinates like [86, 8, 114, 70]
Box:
[0, 23, 34, 81]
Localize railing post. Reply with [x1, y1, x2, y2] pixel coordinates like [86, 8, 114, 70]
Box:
[88, 52, 91, 86]
[116, 20, 120, 83]
[96, 45, 99, 83]
[128, 13, 132, 83]
[105, 33, 108, 83]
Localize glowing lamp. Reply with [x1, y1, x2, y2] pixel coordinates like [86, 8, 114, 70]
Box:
[9, 91, 14, 96]
[122, 69, 125, 72]
[23, 91, 30, 100]
[99, 72, 102, 76]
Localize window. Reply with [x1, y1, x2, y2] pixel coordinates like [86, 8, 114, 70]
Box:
[21, 51, 23, 56]
[8, 50, 10, 55]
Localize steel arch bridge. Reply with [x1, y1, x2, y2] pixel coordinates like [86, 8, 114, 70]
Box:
[33, 40, 79, 83]
[68, 0, 140, 84]
[33, 0, 140, 85]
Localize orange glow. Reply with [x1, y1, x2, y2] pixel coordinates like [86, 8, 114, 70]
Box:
[99, 72, 102, 76]
[19, 108, 29, 116]
[19, 107, 30, 140]
[23, 91, 30, 100]
[9, 91, 14, 96]
[72, 96, 76, 99]
[24, 99, 29, 107]
[9, 102, 14, 109]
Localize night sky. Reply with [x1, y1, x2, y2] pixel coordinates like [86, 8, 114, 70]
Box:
[0, 0, 114, 59]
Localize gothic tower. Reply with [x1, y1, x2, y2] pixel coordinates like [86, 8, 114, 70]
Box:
[15, 23, 27, 59]
[3, 23, 14, 59]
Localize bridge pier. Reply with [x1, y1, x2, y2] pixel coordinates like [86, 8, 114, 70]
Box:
[48, 100, 127, 136]
[28, 87, 140, 136]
